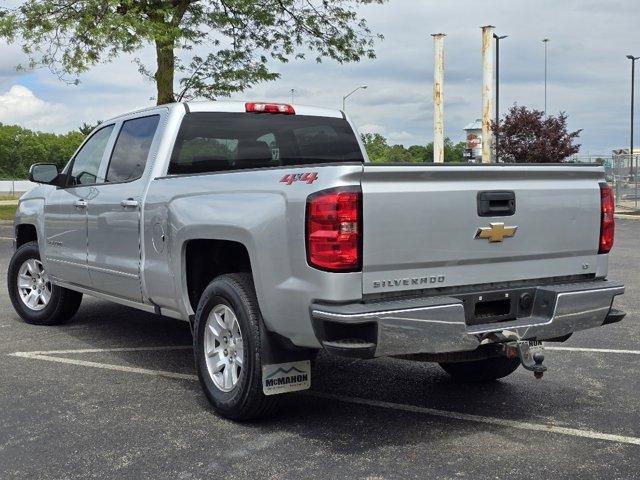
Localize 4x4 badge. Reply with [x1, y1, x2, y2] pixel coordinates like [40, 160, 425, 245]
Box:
[475, 222, 517, 242]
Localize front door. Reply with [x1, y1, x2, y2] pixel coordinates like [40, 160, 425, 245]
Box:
[86, 114, 161, 301]
[43, 124, 116, 286]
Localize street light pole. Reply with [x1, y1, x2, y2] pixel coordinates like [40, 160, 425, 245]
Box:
[493, 34, 508, 162]
[627, 55, 640, 207]
[290, 88, 295, 105]
[342, 85, 368, 111]
[543, 38, 549, 116]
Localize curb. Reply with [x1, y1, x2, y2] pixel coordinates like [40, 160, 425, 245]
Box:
[615, 214, 640, 220]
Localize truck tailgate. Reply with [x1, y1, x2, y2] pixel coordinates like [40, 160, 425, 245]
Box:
[360, 164, 604, 295]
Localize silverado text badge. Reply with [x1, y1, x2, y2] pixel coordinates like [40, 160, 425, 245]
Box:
[372, 276, 445, 289]
[475, 222, 518, 243]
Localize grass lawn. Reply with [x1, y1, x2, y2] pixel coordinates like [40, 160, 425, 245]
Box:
[0, 204, 17, 221]
[0, 194, 20, 201]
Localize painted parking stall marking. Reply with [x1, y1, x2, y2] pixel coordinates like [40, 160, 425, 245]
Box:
[308, 392, 640, 447]
[8, 345, 640, 447]
[10, 345, 197, 381]
[546, 346, 640, 355]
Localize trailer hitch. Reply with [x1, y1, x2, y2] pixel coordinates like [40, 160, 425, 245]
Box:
[483, 331, 547, 379]
[512, 342, 547, 379]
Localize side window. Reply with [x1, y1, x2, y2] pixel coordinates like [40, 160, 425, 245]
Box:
[69, 125, 115, 186]
[106, 115, 160, 183]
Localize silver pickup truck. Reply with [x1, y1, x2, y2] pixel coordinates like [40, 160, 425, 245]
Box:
[8, 101, 626, 420]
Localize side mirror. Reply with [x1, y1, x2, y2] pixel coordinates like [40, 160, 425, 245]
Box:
[29, 163, 60, 185]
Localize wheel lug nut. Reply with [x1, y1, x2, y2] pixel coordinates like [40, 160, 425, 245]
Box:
[224, 349, 228, 356]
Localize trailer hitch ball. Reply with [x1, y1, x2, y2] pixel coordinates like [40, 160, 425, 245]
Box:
[533, 352, 546, 379]
[514, 342, 548, 379]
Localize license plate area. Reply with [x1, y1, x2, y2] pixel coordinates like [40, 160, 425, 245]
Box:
[474, 298, 510, 318]
[459, 287, 537, 326]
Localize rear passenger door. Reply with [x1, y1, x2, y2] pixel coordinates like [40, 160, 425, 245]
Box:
[86, 114, 161, 301]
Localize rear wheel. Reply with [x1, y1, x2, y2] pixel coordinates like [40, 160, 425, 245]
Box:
[439, 356, 520, 382]
[8, 241, 83, 325]
[194, 273, 281, 421]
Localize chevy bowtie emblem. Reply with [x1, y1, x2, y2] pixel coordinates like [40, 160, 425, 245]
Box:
[475, 222, 518, 242]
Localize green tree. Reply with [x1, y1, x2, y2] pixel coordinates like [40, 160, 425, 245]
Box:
[79, 121, 103, 136]
[407, 144, 432, 162]
[385, 144, 413, 163]
[0, 123, 85, 178]
[444, 138, 466, 163]
[0, 1, 385, 105]
[360, 132, 389, 163]
[361, 133, 466, 164]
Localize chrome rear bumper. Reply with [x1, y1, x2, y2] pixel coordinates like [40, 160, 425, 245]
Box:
[311, 280, 625, 358]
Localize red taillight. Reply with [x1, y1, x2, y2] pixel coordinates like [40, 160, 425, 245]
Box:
[599, 183, 615, 254]
[306, 187, 361, 272]
[245, 102, 295, 114]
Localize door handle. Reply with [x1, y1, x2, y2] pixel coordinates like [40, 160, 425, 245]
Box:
[477, 191, 516, 217]
[74, 199, 87, 209]
[120, 198, 139, 209]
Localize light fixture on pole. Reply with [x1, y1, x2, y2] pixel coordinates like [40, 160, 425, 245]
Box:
[493, 34, 508, 162]
[627, 54, 640, 206]
[342, 85, 368, 111]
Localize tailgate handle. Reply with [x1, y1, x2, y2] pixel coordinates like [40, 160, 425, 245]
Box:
[477, 191, 516, 217]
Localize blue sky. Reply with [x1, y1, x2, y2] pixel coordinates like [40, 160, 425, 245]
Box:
[0, 0, 639, 156]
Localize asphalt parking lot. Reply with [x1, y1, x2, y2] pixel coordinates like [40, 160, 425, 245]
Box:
[0, 220, 638, 480]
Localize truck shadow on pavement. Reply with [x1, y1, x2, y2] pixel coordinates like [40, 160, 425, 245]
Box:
[16, 297, 598, 454]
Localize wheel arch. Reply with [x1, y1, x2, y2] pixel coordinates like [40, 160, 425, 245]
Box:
[172, 226, 261, 321]
[15, 223, 38, 248]
[182, 238, 253, 316]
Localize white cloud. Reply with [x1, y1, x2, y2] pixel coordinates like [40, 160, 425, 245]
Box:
[388, 131, 415, 143]
[0, 85, 71, 132]
[358, 123, 386, 135]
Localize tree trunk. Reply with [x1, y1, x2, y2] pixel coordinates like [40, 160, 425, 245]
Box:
[155, 38, 175, 105]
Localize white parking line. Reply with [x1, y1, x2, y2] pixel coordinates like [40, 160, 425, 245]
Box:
[546, 346, 640, 355]
[8, 346, 640, 447]
[10, 351, 198, 381]
[309, 392, 640, 446]
[0, 236, 14, 241]
[12, 345, 192, 356]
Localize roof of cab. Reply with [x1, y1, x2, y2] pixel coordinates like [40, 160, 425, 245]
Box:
[184, 101, 343, 118]
[102, 100, 344, 125]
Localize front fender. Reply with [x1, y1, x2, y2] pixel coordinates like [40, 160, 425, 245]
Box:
[13, 186, 49, 254]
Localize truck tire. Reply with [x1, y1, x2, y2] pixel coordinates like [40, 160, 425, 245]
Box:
[439, 356, 521, 382]
[193, 273, 280, 421]
[8, 241, 83, 326]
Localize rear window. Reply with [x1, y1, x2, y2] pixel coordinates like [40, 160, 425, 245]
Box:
[168, 112, 364, 175]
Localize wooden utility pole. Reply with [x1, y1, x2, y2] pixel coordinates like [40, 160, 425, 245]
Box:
[481, 25, 495, 163]
[432, 33, 446, 163]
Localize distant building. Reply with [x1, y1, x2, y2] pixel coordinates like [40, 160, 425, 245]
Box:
[463, 119, 483, 162]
